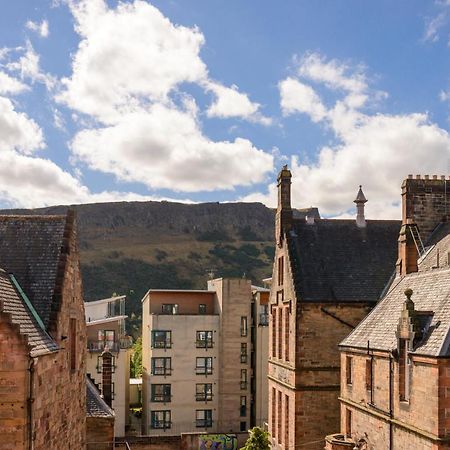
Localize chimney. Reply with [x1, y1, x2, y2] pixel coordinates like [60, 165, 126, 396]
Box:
[101, 350, 114, 407]
[401, 175, 449, 242]
[354, 185, 367, 228]
[275, 165, 293, 245]
[397, 175, 449, 276]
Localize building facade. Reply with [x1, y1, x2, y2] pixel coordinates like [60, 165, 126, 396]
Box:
[328, 174, 450, 450]
[141, 278, 268, 436]
[268, 167, 401, 450]
[85, 295, 132, 436]
[0, 212, 87, 450]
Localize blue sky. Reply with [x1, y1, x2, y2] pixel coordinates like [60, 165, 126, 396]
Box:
[1, 0, 450, 218]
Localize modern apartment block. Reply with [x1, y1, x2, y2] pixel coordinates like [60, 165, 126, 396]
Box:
[85, 295, 132, 437]
[141, 278, 268, 436]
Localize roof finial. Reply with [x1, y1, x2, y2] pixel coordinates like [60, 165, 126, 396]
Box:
[354, 185, 367, 228]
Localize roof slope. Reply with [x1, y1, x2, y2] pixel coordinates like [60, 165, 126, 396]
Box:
[0, 215, 68, 328]
[86, 376, 114, 418]
[0, 269, 58, 357]
[341, 224, 450, 356]
[288, 219, 401, 303]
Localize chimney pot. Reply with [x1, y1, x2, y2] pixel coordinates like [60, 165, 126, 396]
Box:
[408, 174, 413, 179]
[441, 175, 446, 180]
[425, 175, 430, 180]
[433, 175, 438, 180]
[416, 175, 421, 179]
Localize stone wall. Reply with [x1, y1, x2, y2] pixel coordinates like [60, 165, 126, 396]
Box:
[87, 417, 115, 449]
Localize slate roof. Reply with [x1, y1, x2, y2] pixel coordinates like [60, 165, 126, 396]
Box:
[288, 219, 401, 303]
[86, 376, 115, 418]
[341, 223, 450, 356]
[0, 215, 68, 329]
[0, 268, 58, 357]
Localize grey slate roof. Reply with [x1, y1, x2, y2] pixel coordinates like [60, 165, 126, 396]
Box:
[0, 269, 58, 357]
[288, 219, 401, 303]
[86, 376, 115, 418]
[0, 215, 67, 328]
[341, 224, 450, 356]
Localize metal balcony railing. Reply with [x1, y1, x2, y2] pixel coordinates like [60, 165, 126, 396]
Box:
[195, 393, 213, 401]
[88, 337, 133, 352]
[196, 419, 213, 428]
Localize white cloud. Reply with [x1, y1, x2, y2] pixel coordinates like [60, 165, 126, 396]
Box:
[297, 53, 368, 95]
[205, 82, 271, 125]
[243, 53, 450, 219]
[279, 77, 327, 122]
[58, 0, 274, 193]
[26, 19, 49, 38]
[0, 72, 29, 95]
[6, 41, 55, 89]
[71, 102, 273, 192]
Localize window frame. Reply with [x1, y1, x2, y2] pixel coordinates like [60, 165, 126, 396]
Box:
[240, 343, 248, 363]
[240, 316, 248, 337]
[151, 357, 172, 376]
[151, 384, 172, 403]
[196, 409, 213, 428]
[195, 383, 213, 401]
[151, 410, 171, 429]
[196, 331, 213, 348]
[196, 357, 213, 375]
[151, 330, 172, 349]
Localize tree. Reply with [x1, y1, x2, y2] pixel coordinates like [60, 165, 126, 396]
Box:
[130, 336, 142, 378]
[240, 427, 271, 450]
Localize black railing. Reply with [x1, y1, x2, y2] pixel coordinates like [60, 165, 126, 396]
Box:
[196, 340, 214, 348]
[151, 395, 172, 402]
[153, 341, 172, 349]
[196, 419, 213, 428]
[196, 367, 213, 375]
[196, 393, 213, 401]
[152, 368, 172, 376]
[151, 420, 172, 430]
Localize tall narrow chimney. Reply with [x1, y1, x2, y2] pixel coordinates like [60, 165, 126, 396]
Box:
[354, 185, 367, 228]
[275, 165, 293, 245]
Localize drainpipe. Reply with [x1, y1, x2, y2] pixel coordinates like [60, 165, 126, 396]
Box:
[389, 353, 393, 450]
[28, 357, 35, 450]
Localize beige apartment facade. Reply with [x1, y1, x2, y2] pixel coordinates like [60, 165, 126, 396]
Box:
[85, 295, 132, 437]
[141, 278, 268, 436]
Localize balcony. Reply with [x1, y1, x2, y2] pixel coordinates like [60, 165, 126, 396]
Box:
[88, 336, 132, 353]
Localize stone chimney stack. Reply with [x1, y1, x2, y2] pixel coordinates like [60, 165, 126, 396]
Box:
[354, 185, 367, 228]
[397, 175, 450, 276]
[275, 165, 293, 245]
[402, 175, 450, 242]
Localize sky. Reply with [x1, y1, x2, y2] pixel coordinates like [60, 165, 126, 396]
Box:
[1, 0, 450, 218]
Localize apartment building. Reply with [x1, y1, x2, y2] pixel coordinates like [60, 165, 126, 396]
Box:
[141, 278, 268, 436]
[85, 295, 132, 436]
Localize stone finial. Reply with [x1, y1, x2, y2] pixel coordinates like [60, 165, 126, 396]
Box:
[354, 185, 367, 228]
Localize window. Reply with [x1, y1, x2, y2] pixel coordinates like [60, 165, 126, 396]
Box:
[70, 318, 76, 372]
[278, 308, 282, 359]
[97, 330, 115, 349]
[285, 394, 289, 446]
[240, 316, 248, 337]
[151, 357, 172, 376]
[277, 391, 282, 441]
[259, 304, 269, 326]
[272, 308, 277, 358]
[366, 359, 373, 392]
[96, 354, 116, 374]
[346, 356, 352, 385]
[152, 330, 172, 349]
[240, 421, 246, 432]
[271, 388, 276, 439]
[278, 256, 284, 286]
[345, 408, 352, 437]
[196, 357, 213, 375]
[399, 338, 411, 401]
[161, 304, 178, 315]
[240, 369, 247, 389]
[240, 396, 247, 417]
[151, 384, 171, 402]
[284, 307, 290, 361]
[196, 409, 212, 428]
[196, 331, 213, 348]
[196, 383, 213, 401]
[240, 343, 248, 363]
[151, 410, 171, 429]
[199, 304, 207, 314]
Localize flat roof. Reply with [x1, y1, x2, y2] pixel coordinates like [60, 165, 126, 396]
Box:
[86, 315, 127, 326]
[148, 289, 215, 294]
[85, 295, 126, 306]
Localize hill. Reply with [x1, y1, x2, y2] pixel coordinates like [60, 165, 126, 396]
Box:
[2, 201, 283, 335]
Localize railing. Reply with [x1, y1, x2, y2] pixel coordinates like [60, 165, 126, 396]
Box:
[195, 393, 213, 401]
[151, 421, 172, 430]
[152, 341, 172, 349]
[195, 367, 213, 375]
[196, 419, 213, 428]
[151, 368, 172, 376]
[88, 337, 133, 352]
[196, 340, 214, 348]
[151, 395, 172, 402]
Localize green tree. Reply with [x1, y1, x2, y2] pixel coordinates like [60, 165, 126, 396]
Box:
[130, 337, 142, 378]
[240, 427, 271, 450]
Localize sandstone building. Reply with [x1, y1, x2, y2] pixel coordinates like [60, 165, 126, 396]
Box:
[327, 175, 450, 450]
[268, 167, 400, 449]
[141, 277, 268, 436]
[85, 294, 132, 436]
[0, 212, 87, 450]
